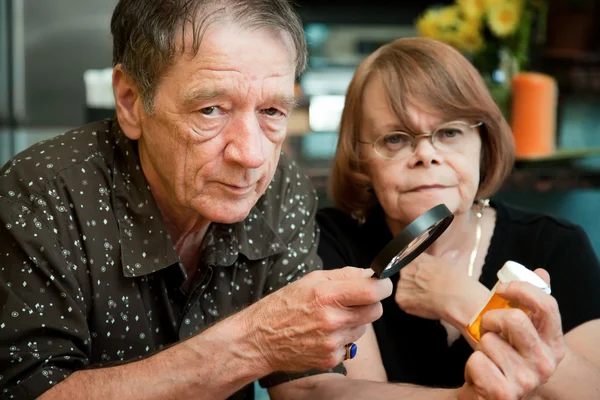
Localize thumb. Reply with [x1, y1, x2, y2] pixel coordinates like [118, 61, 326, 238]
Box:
[321, 266, 374, 280]
[534, 268, 551, 286]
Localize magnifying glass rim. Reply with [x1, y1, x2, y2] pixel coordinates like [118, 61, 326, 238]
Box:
[385, 222, 439, 268]
[370, 204, 454, 279]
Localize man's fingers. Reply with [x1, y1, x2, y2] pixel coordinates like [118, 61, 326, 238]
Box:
[478, 330, 553, 397]
[495, 272, 551, 313]
[345, 324, 368, 346]
[319, 277, 393, 307]
[534, 268, 550, 286]
[320, 266, 373, 280]
[478, 331, 523, 381]
[341, 302, 384, 327]
[464, 350, 508, 399]
[480, 308, 545, 358]
[338, 324, 368, 347]
[494, 281, 562, 342]
[331, 325, 368, 364]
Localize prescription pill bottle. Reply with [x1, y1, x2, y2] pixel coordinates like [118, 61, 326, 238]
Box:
[467, 261, 551, 343]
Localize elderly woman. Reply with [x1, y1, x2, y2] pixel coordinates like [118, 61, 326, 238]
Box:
[317, 37, 600, 398]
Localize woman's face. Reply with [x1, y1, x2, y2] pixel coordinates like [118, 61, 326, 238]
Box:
[359, 75, 482, 225]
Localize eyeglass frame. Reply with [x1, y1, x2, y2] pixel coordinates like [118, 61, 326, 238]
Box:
[358, 121, 484, 160]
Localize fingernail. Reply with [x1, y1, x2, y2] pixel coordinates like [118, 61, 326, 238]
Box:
[362, 268, 375, 278]
[497, 283, 509, 292]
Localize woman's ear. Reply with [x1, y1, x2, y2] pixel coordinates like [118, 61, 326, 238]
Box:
[113, 65, 143, 140]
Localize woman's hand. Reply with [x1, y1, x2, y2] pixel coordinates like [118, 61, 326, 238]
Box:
[395, 252, 490, 327]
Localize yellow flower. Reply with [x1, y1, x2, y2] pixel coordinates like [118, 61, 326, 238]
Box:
[465, 14, 484, 32]
[485, 0, 524, 8]
[458, 0, 485, 20]
[416, 6, 461, 40]
[486, 2, 522, 37]
[416, 5, 484, 53]
[438, 19, 484, 53]
[484, 0, 503, 10]
[437, 5, 461, 28]
[454, 20, 485, 52]
[416, 9, 443, 39]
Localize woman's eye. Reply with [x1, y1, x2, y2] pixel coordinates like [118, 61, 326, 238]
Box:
[262, 108, 283, 117]
[439, 129, 462, 138]
[384, 133, 407, 145]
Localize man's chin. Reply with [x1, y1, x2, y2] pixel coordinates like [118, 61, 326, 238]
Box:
[199, 201, 256, 225]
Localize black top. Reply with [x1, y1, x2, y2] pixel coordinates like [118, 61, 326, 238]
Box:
[0, 119, 343, 400]
[317, 201, 600, 387]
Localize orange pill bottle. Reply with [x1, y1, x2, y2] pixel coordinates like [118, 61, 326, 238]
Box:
[467, 261, 551, 343]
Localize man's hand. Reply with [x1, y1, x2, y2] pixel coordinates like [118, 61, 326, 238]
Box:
[247, 267, 392, 372]
[458, 269, 566, 399]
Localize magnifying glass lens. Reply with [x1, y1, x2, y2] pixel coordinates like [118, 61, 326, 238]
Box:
[384, 224, 436, 271]
[371, 204, 454, 279]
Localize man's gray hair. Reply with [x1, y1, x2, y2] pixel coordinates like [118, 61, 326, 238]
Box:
[111, 0, 307, 112]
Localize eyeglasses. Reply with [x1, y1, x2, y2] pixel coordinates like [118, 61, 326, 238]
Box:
[358, 121, 483, 160]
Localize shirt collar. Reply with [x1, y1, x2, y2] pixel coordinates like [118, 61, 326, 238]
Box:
[201, 209, 287, 268]
[109, 120, 285, 278]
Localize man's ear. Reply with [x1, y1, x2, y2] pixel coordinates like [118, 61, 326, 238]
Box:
[113, 64, 144, 140]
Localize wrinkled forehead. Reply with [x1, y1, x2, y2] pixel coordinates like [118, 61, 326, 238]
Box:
[171, 9, 298, 73]
[155, 23, 297, 112]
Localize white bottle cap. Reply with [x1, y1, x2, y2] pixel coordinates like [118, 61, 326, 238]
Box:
[497, 261, 551, 294]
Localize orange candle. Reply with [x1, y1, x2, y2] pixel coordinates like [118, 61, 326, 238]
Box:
[510, 73, 558, 158]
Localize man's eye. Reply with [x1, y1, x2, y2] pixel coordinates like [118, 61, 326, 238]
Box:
[262, 108, 283, 117]
[199, 106, 218, 116]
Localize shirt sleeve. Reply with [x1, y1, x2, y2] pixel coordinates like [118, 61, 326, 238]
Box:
[543, 223, 600, 333]
[258, 157, 346, 388]
[0, 195, 91, 399]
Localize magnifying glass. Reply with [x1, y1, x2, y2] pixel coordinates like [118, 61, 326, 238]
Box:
[370, 204, 454, 279]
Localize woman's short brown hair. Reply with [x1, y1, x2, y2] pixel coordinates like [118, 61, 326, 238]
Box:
[329, 37, 515, 220]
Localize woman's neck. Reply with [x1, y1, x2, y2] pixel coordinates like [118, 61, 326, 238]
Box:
[386, 205, 479, 259]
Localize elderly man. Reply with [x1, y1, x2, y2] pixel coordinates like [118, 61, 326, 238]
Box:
[0, 1, 564, 399]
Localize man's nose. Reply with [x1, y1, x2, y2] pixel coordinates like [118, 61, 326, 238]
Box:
[224, 114, 266, 169]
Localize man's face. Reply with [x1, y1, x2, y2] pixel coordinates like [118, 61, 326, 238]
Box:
[136, 23, 297, 224]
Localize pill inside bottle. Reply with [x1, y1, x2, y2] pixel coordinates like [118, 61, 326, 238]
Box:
[466, 261, 551, 343]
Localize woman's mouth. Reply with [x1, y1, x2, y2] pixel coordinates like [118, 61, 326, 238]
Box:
[409, 185, 448, 192]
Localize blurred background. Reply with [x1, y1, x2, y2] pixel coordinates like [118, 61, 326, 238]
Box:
[1, 1, 599, 246]
[0, 1, 599, 398]
[1, 0, 600, 249]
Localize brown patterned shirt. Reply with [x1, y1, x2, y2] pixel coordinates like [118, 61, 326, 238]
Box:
[0, 119, 343, 399]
